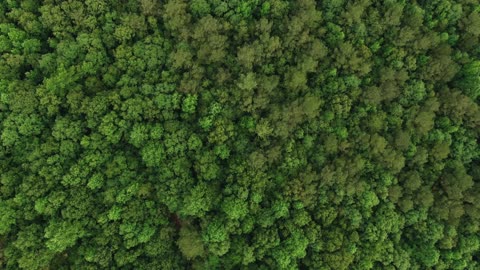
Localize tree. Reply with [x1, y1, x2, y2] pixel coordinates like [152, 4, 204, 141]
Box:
[1, 0, 479, 269]
[177, 225, 205, 260]
[44, 220, 85, 253]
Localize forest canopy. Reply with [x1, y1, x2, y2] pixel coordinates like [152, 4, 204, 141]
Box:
[0, 0, 480, 269]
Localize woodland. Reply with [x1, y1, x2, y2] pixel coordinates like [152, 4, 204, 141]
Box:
[0, 0, 480, 269]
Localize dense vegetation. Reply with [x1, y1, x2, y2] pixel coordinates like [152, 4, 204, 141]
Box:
[1, 0, 479, 269]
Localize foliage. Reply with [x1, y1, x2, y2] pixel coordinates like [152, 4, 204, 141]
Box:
[0, 0, 479, 269]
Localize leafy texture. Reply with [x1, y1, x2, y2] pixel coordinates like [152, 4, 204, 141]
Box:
[0, 0, 479, 269]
